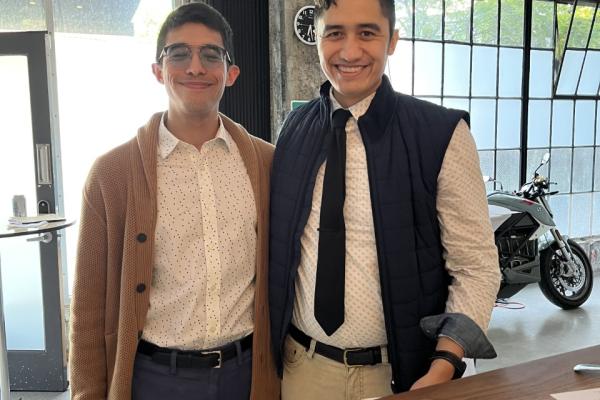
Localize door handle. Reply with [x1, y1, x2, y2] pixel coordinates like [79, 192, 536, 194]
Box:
[26, 232, 53, 244]
[36, 144, 52, 185]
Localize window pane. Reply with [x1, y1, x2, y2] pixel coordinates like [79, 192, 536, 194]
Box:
[532, 0, 554, 49]
[497, 99, 521, 149]
[549, 194, 570, 234]
[414, 41, 442, 96]
[572, 147, 594, 193]
[471, 99, 496, 149]
[550, 148, 573, 193]
[595, 148, 600, 191]
[551, 100, 574, 147]
[528, 100, 551, 148]
[527, 148, 550, 179]
[0, 56, 46, 350]
[444, 44, 471, 96]
[593, 193, 600, 235]
[574, 101, 595, 146]
[54, 2, 143, 34]
[498, 48, 522, 97]
[479, 150, 495, 179]
[415, 0, 442, 40]
[598, 107, 600, 145]
[472, 46, 497, 96]
[570, 193, 592, 238]
[56, 1, 173, 295]
[529, 50, 553, 98]
[417, 97, 442, 105]
[0, 1, 45, 31]
[578, 51, 600, 96]
[389, 40, 413, 95]
[556, 3, 574, 64]
[500, 0, 523, 46]
[443, 97, 469, 113]
[567, 4, 595, 49]
[590, 8, 600, 49]
[556, 50, 585, 95]
[496, 150, 520, 192]
[445, 0, 471, 42]
[396, 0, 414, 38]
[473, 0, 498, 45]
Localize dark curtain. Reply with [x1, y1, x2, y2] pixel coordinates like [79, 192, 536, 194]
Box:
[198, 0, 272, 142]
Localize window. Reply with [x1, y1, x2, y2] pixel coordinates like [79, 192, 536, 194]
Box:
[53, 1, 173, 294]
[389, 0, 600, 237]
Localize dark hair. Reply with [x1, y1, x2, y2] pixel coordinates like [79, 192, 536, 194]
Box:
[314, 0, 396, 37]
[156, 3, 235, 65]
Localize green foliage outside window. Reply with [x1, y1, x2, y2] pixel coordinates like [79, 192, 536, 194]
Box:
[396, 0, 599, 50]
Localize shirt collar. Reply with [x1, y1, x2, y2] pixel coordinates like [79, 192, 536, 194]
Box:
[329, 88, 377, 121]
[158, 113, 232, 159]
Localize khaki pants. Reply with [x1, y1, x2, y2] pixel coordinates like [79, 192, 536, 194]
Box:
[282, 336, 394, 400]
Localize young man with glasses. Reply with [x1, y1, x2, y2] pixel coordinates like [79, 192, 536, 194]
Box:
[69, 3, 279, 399]
[269, 0, 500, 398]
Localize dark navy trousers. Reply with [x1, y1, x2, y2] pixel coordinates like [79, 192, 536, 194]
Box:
[131, 347, 252, 400]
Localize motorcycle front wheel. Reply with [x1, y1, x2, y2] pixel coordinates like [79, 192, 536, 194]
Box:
[539, 239, 593, 309]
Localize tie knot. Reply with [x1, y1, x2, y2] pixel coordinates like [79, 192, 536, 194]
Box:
[332, 109, 352, 130]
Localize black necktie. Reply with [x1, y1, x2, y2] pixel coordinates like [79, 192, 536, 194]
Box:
[314, 108, 352, 336]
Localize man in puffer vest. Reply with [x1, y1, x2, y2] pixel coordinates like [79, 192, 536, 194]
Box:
[269, 0, 501, 398]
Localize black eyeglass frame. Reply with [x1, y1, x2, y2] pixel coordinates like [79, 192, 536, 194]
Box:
[157, 42, 233, 68]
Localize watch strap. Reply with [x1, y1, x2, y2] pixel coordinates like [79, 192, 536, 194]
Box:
[430, 350, 467, 379]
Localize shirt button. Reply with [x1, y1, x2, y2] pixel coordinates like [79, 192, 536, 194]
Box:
[136, 283, 146, 293]
[137, 233, 147, 243]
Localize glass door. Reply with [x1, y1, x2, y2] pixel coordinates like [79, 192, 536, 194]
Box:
[0, 31, 68, 391]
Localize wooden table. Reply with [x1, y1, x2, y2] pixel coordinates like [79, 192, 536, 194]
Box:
[383, 345, 600, 400]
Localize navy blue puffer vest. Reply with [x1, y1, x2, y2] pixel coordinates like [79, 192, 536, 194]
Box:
[269, 76, 469, 393]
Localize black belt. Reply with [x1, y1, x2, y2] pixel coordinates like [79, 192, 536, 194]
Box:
[289, 325, 384, 367]
[137, 334, 252, 369]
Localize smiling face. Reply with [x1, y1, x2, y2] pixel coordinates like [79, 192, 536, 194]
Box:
[152, 22, 239, 120]
[315, 0, 398, 108]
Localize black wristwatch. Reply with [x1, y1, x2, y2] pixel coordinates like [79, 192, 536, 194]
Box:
[430, 350, 467, 379]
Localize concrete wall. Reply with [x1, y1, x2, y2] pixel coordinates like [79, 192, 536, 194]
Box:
[269, 0, 324, 141]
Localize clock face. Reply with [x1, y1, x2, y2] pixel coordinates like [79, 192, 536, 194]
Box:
[294, 5, 316, 46]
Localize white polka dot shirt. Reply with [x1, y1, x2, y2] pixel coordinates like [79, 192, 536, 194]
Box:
[142, 115, 256, 350]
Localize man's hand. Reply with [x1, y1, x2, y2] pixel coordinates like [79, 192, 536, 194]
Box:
[410, 336, 465, 391]
[410, 358, 455, 390]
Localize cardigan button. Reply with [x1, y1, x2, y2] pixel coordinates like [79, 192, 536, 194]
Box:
[136, 283, 146, 293]
[138, 330, 143, 339]
[137, 233, 147, 243]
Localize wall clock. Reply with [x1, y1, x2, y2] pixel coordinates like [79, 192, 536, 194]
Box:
[294, 5, 316, 45]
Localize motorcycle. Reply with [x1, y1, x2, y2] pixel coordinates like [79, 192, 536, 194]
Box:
[485, 152, 593, 309]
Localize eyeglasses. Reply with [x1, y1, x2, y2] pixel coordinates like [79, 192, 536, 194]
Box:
[158, 43, 232, 69]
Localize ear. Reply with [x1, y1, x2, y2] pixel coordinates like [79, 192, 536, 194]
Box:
[387, 29, 399, 56]
[152, 63, 164, 84]
[225, 64, 240, 87]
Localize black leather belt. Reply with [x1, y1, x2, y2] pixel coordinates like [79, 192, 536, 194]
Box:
[289, 325, 383, 367]
[137, 334, 252, 369]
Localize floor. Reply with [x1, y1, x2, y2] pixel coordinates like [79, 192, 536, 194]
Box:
[10, 276, 600, 399]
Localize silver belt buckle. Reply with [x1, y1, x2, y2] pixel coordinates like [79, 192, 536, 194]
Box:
[202, 350, 222, 368]
[343, 349, 364, 368]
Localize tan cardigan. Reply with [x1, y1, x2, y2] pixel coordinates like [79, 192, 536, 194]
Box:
[69, 113, 280, 399]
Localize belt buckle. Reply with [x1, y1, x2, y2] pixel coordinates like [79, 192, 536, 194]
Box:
[202, 350, 222, 368]
[343, 349, 364, 368]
